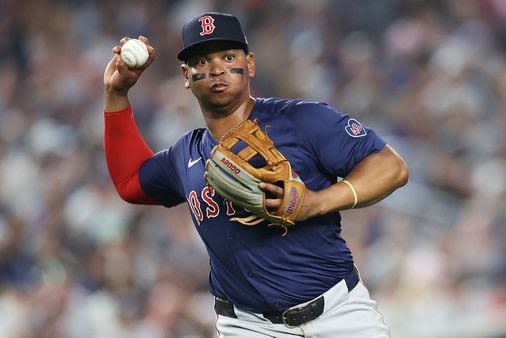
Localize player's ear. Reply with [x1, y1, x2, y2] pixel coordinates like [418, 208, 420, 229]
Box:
[246, 52, 255, 78]
[181, 63, 190, 89]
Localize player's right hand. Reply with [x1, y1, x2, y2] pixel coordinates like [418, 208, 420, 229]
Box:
[103, 36, 155, 96]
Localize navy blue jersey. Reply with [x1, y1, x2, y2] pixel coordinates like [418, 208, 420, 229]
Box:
[138, 97, 386, 312]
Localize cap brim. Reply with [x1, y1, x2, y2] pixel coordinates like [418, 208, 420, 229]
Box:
[177, 39, 249, 61]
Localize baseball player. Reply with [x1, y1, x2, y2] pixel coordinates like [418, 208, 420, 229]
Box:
[103, 12, 408, 338]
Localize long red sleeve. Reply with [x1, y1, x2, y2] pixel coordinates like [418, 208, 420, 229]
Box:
[104, 106, 158, 204]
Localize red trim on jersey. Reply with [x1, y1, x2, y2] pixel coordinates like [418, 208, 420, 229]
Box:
[104, 106, 158, 204]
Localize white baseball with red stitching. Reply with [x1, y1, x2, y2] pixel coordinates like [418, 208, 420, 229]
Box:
[120, 39, 149, 68]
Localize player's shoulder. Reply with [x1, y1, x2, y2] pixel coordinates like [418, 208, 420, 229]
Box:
[255, 97, 321, 108]
[255, 97, 339, 116]
[254, 97, 345, 127]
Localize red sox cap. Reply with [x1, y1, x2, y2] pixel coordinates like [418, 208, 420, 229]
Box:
[177, 12, 249, 61]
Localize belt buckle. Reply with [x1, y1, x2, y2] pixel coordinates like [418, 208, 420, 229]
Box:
[281, 308, 299, 328]
[281, 308, 294, 328]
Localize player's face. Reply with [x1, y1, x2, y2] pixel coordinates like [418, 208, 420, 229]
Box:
[181, 42, 255, 113]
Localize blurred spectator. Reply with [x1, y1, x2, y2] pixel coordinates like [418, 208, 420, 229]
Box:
[0, 0, 505, 337]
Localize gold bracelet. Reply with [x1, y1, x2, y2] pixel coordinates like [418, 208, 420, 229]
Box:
[341, 179, 358, 209]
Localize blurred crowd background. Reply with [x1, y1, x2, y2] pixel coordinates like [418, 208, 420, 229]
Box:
[1, 0, 505, 337]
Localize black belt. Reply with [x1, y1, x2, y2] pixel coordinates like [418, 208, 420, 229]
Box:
[214, 267, 359, 327]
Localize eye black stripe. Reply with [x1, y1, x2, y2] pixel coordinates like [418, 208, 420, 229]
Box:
[192, 73, 206, 81]
[230, 68, 244, 75]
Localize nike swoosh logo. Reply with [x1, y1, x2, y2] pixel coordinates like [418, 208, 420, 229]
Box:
[188, 157, 202, 168]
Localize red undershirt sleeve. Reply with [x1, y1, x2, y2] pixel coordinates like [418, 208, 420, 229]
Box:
[103, 106, 159, 204]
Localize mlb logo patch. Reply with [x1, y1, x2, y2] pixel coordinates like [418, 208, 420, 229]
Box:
[345, 118, 367, 138]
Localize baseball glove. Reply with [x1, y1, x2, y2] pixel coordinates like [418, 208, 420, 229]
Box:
[204, 119, 306, 235]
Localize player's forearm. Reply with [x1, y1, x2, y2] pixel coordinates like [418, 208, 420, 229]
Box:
[103, 105, 157, 204]
[312, 145, 409, 216]
[104, 87, 131, 112]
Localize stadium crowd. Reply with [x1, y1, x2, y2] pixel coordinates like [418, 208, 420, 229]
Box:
[0, 0, 505, 337]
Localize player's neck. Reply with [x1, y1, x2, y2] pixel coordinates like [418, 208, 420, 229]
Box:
[204, 96, 256, 141]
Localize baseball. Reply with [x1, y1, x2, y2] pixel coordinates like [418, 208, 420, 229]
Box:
[120, 39, 149, 68]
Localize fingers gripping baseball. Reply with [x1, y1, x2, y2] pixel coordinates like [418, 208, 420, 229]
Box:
[103, 36, 156, 95]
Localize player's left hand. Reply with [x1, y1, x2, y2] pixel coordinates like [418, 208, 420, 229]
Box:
[259, 182, 319, 222]
[205, 120, 307, 232]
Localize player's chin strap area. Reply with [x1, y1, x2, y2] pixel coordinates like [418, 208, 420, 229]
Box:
[214, 266, 360, 327]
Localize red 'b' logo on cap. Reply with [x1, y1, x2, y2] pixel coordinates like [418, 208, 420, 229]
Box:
[199, 15, 215, 36]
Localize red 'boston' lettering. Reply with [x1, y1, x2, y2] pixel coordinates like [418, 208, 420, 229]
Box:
[202, 186, 219, 218]
[188, 190, 204, 223]
[187, 187, 239, 224]
[224, 199, 236, 216]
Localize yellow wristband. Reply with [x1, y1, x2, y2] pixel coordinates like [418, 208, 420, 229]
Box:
[341, 179, 358, 209]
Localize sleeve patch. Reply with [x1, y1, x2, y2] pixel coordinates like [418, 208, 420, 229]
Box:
[345, 118, 367, 138]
